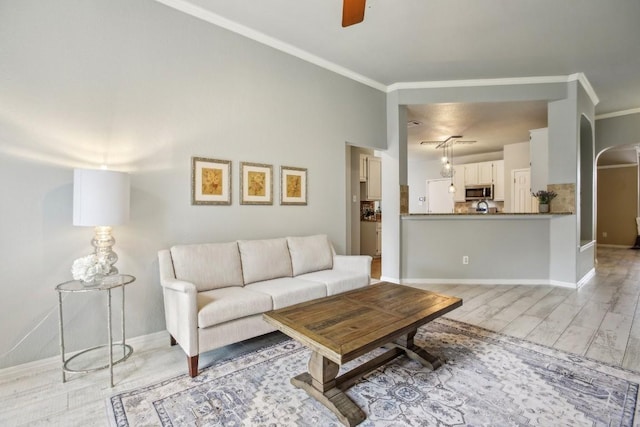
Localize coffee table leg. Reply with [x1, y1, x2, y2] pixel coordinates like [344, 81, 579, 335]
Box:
[387, 330, 443, 370]
[291, 351, 365, 427]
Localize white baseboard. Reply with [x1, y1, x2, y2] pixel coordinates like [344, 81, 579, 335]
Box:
[548, 280, 580, 289]
[401, 278, 579, 289]
[576, 268, 596, 289]
[0, 330, 167, 380]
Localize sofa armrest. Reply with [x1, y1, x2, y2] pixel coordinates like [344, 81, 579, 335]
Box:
[333, 255, 372, 277]
[160, 279, 199, 356]
[161, 278, 197, 294]
[158, 248, 200, 357]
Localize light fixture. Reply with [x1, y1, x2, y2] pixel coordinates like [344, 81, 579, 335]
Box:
[440, 145, 448, 164]
[73, 168, 130, 275]
[439, 138, 456, 193]
[440, 138, 455, 179]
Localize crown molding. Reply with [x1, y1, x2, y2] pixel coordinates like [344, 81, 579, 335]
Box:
[154, 0, 387, 92]
[388, 73, 600, 107]
[569, 72, 599, 107]
[157, 1, 606, 108]
[596, 107, 640, 120]
[597, 163, 638, 170]
[386, 75, 570, 92]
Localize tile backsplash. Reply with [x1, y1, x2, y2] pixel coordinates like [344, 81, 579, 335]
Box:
[455, 201, 504, 213]
[548, 183, 575, 213]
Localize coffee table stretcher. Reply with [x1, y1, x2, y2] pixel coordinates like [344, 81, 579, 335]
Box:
[291, 330, 442, 427]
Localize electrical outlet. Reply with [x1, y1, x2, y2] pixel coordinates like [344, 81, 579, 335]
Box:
[602, 231, 608, 238]
[462, 256, 469, 265]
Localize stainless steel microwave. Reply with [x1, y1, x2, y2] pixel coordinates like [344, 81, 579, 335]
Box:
[465, 185, 493, 201]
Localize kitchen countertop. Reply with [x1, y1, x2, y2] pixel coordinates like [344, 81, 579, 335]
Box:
[402, 212, 573, 220]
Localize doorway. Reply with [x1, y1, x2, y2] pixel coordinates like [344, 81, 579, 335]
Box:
[426, 179, 454, 213]
[596, 145, 639, 247]
[512, 168, 532, 212]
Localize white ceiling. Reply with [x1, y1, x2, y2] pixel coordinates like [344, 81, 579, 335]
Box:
[407, 101, 548, 160]
[160, 0, 640, 161]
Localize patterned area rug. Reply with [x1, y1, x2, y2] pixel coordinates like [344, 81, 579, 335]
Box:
[107, 318, 640, 426]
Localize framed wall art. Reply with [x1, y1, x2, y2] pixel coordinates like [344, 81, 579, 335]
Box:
[191, 157, 232, 205]
[280, 166, 307, 205]
[240, 162, 273, 205]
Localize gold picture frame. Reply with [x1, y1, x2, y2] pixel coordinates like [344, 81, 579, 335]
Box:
[280, 166, 307, 205]
[191, 157, 232, 205]
[240, 162, 273, 205]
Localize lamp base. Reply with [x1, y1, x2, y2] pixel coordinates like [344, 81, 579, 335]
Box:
[92, 226, 119, 275]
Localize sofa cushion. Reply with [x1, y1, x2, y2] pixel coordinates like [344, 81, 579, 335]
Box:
[287, 234, 333, 276]
[197, 287, 273, 328]
[238, 238, 293, 284]
[245, 277, 327, 309]
[170, 242, 243, 292]
[296, 269, 369, 296]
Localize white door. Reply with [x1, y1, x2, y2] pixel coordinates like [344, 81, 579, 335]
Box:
[427, 179, 454, 213]
[512, 168, 532, 213]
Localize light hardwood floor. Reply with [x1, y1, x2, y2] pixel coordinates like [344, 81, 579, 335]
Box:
[1, 246, 639, 426]
[371, 256, 381, 280]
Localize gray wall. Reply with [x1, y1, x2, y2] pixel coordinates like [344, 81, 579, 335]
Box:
[0, 0, 385, 368]
[401, 217, 550, 282]
[596, 112, 640, 155]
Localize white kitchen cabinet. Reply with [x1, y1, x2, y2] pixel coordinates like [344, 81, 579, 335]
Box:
[530, 128, 548, 193]
[452, 165, 466, 202]
[464, 162, 492, 186]
[492, 160, 505, 201]
[360, 221, 378, 257]
[376, 223, 382, 256]
[365, 156, 382, 200]
[463, 163, 479, 185]
[359, 155, 368, 182]
[478, 161, 494, 185]
[453, 160, 504, 201]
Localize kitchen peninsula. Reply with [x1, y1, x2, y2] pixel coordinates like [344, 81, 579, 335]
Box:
[400, 211, 583, 288]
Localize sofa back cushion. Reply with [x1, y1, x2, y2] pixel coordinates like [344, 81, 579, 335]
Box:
[287, 234, 334, 276]
[170, 242, 244, 292]
[238, 238, 293, 284]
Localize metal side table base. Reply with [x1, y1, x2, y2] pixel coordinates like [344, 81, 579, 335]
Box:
[56, 274, 136, 387]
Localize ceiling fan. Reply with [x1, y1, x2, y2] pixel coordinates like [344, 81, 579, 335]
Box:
[342, 0, 366, 27]
[420, 135, 477, 148]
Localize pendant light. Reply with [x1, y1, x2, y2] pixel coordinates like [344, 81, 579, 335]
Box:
[448, 140, 456, 193]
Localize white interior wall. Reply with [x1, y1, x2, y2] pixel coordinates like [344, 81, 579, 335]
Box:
[0, 0, 386, 369]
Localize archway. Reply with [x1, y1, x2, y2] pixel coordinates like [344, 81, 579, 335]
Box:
[595, 144, 639, 247]
[580, 115, 595, 245]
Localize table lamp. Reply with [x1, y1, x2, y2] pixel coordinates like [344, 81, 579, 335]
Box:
[73, 168, 130, 276]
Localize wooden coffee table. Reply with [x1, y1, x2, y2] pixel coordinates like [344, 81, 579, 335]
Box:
[263, 282, 462, 426]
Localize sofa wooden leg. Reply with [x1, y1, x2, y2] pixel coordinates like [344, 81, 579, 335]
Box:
[188, 355, 199, 378]
[170, 335, 177, 346]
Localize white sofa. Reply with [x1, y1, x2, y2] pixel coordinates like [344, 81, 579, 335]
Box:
[158, 234, 372, 377]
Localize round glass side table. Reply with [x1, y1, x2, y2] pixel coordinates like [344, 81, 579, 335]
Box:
[56, 274, 135, 387]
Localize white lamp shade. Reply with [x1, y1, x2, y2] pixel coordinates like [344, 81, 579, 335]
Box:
[73, 169, 130, 226]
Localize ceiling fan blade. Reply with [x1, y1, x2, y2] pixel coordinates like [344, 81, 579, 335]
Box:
[342, 0, 366, 27]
